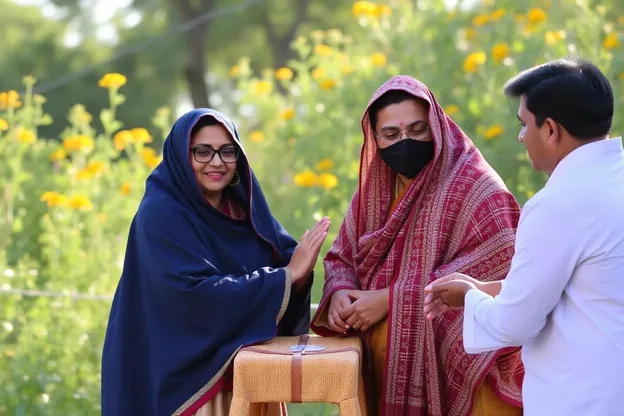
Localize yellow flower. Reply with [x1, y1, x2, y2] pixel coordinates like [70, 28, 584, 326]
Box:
[465, 28, 476, 40]
[40, 191, 68, 208]
[141, 148, 160, 169]
[618, 16, 624, 24]
[249, 131, 265, 142]
[527, 7, 547, 24]
[76, 169, 92, 181]
[230, 65, 241, 78]
[68, 194, 93, 211]
[97, 73, 127, 89]
[315, 44, 333, 56]
[318, 173, 338, 189]
[113, 130, 133, 151]
[130, 128, 152, 143]
[86, 161, 104, 175]
[0, 90, 23, 109]
[293, 170, 318, 187]
[121, 182, 131, 196]
[545, 30, 566, 45]
[472, 14, 489, 26]
[371, 52, 387, 67]
[319, 79, 337, 91]
[316, 159, 334, 171]
[604, 32, 620, 50]
[15, 128, 36, 144]
[275, 67, 294, 81]
[49, 149, 67, 162]
[4, 349, 15, 358]
[492, 43, 510, 62]
[463, 51, 487, 73]
[526, 190, 536, 199]
[514, 14, 525, 22]
[252, 80, 273, 95]
[63, 135, 94, 153]
[311, 67, 326, 80]
[352, 1, 377, 17]
[484, 124, 504, 140]
[490, 9, 506, 21]
[0, 118, 8, 131]
[444, 105, 459, 116]
[376, 5, 391, 16]
[280, 108, 296, 121]
[342, 65, 353, 75]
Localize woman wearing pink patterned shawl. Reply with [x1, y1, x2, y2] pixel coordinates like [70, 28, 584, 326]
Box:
[310, 76, 524, 415]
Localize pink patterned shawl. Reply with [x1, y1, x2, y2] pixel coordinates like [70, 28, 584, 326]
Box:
[311, 76, 524, 415]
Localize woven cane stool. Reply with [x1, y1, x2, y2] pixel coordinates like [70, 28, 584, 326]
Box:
[229, 334, 368, 416]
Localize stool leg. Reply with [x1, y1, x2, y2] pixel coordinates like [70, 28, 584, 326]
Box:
[229, 396, 251, 416]
[338, 398, 361, 416]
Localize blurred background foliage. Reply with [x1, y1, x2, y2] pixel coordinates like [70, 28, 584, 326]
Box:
[0, 0, 623, 414]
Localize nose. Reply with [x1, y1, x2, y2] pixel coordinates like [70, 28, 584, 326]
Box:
[209, 153, 225, 167]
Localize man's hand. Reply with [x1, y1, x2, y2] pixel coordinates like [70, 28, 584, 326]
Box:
[339, 289, 389, 332]
[327, 290, 354, 333]
[423, 273, 480, 320]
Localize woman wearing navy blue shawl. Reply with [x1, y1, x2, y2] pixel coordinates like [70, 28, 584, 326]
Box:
[101, 109, 329, 416]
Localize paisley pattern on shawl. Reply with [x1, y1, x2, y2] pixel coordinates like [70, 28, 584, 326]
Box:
[311, 76, 524, 416]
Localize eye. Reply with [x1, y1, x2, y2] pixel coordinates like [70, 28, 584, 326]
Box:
[221, 147, 237, 157]
[381, 132, 400, 140]
[408, 126, 427, 136]
[195, 147, 213, 157]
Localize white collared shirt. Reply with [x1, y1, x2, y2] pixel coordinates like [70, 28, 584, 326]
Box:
[463, 138, 624, 416]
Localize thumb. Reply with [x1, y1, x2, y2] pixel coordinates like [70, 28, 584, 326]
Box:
[345, 290, 361, 300]
[424, 274, 456, 292]
[424, 281, 455, 294]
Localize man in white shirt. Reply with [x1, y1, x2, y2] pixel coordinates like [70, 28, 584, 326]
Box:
[422, 57, 624, 415]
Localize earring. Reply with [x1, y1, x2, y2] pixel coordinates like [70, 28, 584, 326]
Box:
[229, 171, 241, 187]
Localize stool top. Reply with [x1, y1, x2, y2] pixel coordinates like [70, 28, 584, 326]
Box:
[241, 334, 362, 356]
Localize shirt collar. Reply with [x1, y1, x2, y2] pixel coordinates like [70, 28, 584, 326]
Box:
[546, 137, 623, 187]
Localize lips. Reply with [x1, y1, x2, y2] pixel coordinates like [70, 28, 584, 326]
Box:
[203, 171, 225, 180]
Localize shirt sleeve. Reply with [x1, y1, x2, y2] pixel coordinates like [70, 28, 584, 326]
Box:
[462, 194, 582, 354]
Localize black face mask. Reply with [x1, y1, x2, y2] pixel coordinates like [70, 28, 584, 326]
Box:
[378, 139, 435, 178]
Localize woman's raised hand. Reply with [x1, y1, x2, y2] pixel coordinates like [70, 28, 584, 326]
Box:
[287, 217, 331, 283]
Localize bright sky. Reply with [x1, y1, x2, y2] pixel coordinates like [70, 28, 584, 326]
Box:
[12, 0, 142, 46]
[12, 0, 477, 47]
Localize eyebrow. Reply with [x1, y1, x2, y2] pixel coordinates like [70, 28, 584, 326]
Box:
[379, 120, 427, 131]
[191, 143, 236, 149]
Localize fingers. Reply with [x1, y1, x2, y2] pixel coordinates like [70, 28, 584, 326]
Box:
[344, 311, 359, 328]
[424, 275, 456, 293]
[350, 318, 364, 330]
[425, 304, 450, 320]
[329, 310, 349, 332]
[423, 296, 445, 314]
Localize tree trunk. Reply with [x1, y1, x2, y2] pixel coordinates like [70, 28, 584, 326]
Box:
[176, 0, 213, 108]
[262, 0, 311, 72]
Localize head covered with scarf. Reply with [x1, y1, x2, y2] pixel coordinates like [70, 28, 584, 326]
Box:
[102, 109, 309, 416]
[311, 76, 524, 415]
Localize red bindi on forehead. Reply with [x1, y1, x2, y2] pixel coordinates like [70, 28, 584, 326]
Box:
[399, 122, 404, 126]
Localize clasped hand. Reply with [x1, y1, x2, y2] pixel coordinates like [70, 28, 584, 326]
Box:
[327, 288, 389, 333]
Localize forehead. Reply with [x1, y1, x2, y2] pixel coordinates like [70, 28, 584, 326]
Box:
[190, 123, 234, 147]
[376, 99, 428, 128]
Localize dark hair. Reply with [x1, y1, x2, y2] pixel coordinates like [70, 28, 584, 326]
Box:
[503, 57, 613, 140]
[190, 115, 220, 139]
[368, 89, 427, 130]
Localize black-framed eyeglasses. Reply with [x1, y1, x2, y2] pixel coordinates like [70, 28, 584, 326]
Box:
[190, 145, 240, 164]
[375, 122, 431, 142]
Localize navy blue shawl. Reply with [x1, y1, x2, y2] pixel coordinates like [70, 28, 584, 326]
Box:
[101, 109, 311, 416]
